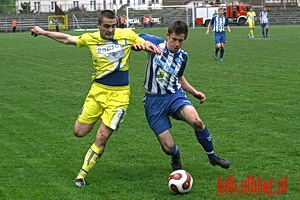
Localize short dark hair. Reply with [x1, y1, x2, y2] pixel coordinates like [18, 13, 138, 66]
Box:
[167, 20, 188, 39]
[98, 10, 116, 24]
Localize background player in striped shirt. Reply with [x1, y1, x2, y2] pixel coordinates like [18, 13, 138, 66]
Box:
[31, 10, 158, 187]
[139, 20, 231, 171]
[259, 7, 269, 38]
[206, 7, 231, 62]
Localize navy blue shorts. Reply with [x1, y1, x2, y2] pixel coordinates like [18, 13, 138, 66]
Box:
[143, 89, 193, 135]
[214, 32, 227, 44]
[261, 23, 269, 28]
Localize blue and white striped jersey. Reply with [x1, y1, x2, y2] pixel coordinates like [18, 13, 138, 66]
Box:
[259, 11, 269, 23]
[210, 16, 229, 32]
[138, 33, 188, 95]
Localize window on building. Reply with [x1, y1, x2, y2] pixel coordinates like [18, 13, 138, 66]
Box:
[51, 1, 57, 10]
[141, 0, 146, 4]
[113, 0, 116, 5]
[90, 1, 96, 10]
[34, 2, 40, 11]
[152, 0, 159, 3]
[119, 0, 123, 4]
[127, 0, 130, 5]
[73, 1, 79, 8]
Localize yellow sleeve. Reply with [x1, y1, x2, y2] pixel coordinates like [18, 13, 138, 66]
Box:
[125, 29, 146, 44]
[76, 34, 87, 48]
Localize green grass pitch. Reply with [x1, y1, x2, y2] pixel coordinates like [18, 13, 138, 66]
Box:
[0, 25, 299, 199]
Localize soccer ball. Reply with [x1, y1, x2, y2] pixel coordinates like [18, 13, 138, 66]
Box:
[168, 169, 193, 194]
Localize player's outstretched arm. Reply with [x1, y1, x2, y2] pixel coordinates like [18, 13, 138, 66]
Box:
[132, 41, 159, 54]
[31, 26, 77, 45]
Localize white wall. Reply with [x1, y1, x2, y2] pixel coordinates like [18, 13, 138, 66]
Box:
[15, 0, 164, 13]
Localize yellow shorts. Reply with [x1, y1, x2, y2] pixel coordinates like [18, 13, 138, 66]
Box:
[248, 22, 255, 28]
[77, 82, 130, 130]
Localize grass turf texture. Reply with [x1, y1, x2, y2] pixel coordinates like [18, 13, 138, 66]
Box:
[0, 25, 299, 199]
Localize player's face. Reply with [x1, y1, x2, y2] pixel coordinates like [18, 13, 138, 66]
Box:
[166, 32, 186, 53]
[218, 9, 224, 16]
[97, 17, 117, 39]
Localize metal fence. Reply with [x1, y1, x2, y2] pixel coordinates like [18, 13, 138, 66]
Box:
[0, 17, 48, 32]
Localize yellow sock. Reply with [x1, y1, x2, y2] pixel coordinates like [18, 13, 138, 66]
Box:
[250, 30, 254, 37]
[76, 143, 102, 179]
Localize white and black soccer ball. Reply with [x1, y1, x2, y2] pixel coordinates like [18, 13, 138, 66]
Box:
[168, 169, 193, 194]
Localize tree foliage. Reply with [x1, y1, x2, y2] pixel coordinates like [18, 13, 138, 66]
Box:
[1, 0, 11, 5]
[19, 2, 34, 13]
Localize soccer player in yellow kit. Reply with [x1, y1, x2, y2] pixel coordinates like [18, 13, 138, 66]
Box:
[31, 10, 159, 187]
[246, 7, 256, 38]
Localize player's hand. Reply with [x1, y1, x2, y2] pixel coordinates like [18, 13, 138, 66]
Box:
[193, 91, 206, 104]
[205, 30, 209, 35]
[31, 31, 37, 37]
[145, 41, 160, 54]
[30, 26, 44, 37]
[132, 43, 145, 51]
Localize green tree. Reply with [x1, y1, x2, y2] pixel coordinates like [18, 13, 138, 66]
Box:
[0, 0, 13, 13]
[19, 2, 34, 13]
[1, 0, 11, 4]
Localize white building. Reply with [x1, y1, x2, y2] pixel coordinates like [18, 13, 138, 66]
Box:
[15, 0, 163, 13]
[14, 0, 300, 13]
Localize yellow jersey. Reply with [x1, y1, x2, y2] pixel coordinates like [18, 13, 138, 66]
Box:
[76, 28, 146, 86]
[247, 11, 256, 23]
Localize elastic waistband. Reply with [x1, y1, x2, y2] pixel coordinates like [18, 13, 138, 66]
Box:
[145, 89, 181, 97]
[93, 82, 129, 90]
[95, 70, 129, 86]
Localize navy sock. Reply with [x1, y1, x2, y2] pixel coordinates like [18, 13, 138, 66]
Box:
[220, 47, 224, 59]
[195, 128, 215, 159]
[262, 30, 265, 37]
[266, 28, 268, 37]
[215, 47, 220, 55]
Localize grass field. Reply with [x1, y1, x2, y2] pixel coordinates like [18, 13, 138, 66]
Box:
[0, 25, 299, 199]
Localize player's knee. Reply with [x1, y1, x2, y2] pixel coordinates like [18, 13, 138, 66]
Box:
[74, 121, 94, 137]
[73, 126, 92, 137]
[74, 129, 88, 138]
[191, 117, 205, 130]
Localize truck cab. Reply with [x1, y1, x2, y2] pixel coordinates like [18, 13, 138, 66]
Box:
[226, 4, 252, 26]
[195, 3, 252, 26]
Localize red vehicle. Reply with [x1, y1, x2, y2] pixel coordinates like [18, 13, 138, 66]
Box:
[195, 3, 252, 26]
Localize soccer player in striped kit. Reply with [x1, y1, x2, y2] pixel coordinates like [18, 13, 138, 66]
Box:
[139, 20, 231, 171]
[259, 7, 269, 38]
[206, 7, 231, 62]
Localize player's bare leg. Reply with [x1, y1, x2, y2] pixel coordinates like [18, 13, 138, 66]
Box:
[157, 130, 182, 170]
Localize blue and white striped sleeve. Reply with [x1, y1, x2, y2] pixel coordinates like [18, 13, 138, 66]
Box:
[138, 33, 164, 46]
